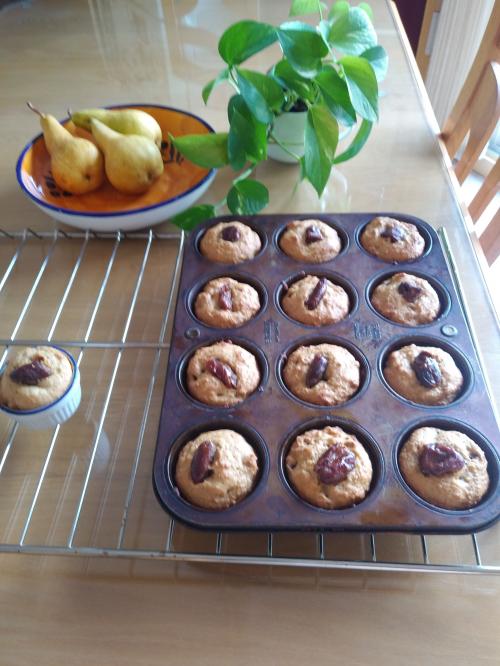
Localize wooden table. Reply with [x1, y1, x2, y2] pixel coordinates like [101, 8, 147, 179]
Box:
[0, 1, 499, 664]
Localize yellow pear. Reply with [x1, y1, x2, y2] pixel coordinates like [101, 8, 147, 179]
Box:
[72, 108, 162, 148]
[90, 118, 164, 195]
[27, 102, 104, 195]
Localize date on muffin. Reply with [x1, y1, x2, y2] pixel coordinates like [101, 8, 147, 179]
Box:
[285, 425, 373, 509]
[175, 429, 259, 509]
[186, 340, 261, 407]
[399, 427, 489, 509]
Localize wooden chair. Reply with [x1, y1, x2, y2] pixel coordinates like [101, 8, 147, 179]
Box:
[439, 3, 500, 265]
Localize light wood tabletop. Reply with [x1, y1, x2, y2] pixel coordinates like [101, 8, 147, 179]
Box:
[0, 1, 499, 664]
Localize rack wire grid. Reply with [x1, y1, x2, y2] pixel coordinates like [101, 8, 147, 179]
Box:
[0, 227, 498, 575]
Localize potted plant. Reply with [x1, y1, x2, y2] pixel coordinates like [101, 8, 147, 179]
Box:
[170, 0, 387, 230]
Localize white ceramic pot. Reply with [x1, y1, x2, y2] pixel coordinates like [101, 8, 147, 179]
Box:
[268, 111, 352, 164]
[268, 110, 307, 164]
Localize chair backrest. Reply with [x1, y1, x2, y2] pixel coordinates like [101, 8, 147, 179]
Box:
[441, 0, 500, 152]
[439, 3, 500, 266]
[441, 60, 500, 185]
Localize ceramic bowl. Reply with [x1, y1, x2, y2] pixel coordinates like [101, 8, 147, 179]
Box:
[0, 347, 81, 430]
[16, 104, 216, 232]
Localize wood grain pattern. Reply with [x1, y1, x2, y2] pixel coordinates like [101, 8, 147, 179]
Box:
[0, 1, 500, 663]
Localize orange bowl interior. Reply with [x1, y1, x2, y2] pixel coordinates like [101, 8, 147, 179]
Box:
[20, 105, 212, 213]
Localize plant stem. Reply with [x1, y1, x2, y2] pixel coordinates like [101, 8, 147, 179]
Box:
[233, 164, 255, 184]
[269, 132, 301, 162]
[213, 163, 256, 213]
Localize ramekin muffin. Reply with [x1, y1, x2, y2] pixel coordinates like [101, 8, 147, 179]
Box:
[186, 340, 261, 407]
[199, 221, 261, 264]
[175, 429, 259, 509]
[371, 272, 440, 325]
[0, 346, 73, 410]
[194, 277, 261, 328]
[285, 425, 373, 509]
[279, 219, 341, 263]
[0, 345, 81, 429]
[360, 216, 425, 262]
[399, 427, 489, 509]
[282, 343, 360, 406]
[281, 275, 350, 326]
[383, 344, 463, 405]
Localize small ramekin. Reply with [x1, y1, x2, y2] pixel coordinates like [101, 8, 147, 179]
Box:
[0, 347, 81, 430]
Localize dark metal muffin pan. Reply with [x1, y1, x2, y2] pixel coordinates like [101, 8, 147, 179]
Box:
[153, 213, 500, 533]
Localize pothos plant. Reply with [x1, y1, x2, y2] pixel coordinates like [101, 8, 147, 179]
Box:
[170, 0, 387, 230]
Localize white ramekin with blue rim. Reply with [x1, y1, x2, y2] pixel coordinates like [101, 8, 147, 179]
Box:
[0, 346, 81, 430]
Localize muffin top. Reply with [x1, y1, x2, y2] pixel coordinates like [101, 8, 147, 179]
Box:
[199, 221, 262, 264]
[175, 429, 259, 510]
[186, 340, 261, 407]
[281, 275, 350, 326]
[384, 344, 463, 405]
[0, 346, 73, 411]
[282, 343, 360, 406]
[279, 219, 341, 263]
[360, 216, 425, 262]
[194, 277, 261, 328]
[399, 427, 489, 509]
[371, 272, 440, 325]
[285, 425, 373, 509]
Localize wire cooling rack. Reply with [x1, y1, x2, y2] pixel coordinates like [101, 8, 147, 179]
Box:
[0, 227, 498, 574]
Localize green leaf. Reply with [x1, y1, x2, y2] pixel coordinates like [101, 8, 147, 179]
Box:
[228, 95, 240, 123]
[303, 102, 338, 195]
[340, 55, 378, 120]
[289, 0, 321, 16]
[360, 45, 388, 81]
[227, 95, 267, 169]
[218, 20, 277, 65]
[227, 178, 269, 215]
[329, 6, 377, 55]
[334, 118, 372, 163]
[171, 132, 229, 168]
[358, 2, 373, 20]
[170, 205, 216, 231]
[277, 21, 329, 78]
[236, 69, 285, 122]
[328, 1, 349, 21]
[271, 59, 316, 102]
[202, 69, 229, 104]
[236, 69, 273, 124]
[309, 102, 339, 161]
[318, 19, 331, 45]
[239, 69, 285, 111]
[315, 65, 356, 126]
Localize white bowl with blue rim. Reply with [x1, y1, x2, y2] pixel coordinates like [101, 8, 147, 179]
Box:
[16, 104, 215, 232]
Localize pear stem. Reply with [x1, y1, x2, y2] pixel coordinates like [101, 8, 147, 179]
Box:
[26, 101, 44, 118]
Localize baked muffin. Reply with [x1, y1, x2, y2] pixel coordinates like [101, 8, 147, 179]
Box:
[194, 277, 261, 328]
[175, 429, 259, 509]
[186, 340, 261, 407]
[279, 219, 341, 263]
[360, 216, 425, 262]
[282, 343, 360, 406]
[384, 344, 463, 405]
[371, 272, 440, 325]
[199, 221, 261, 264]
[285, 425, 373, 509]
[0, 346, 73, 411]
[399, 427, 489, 509]
[281, 275, 350, 326]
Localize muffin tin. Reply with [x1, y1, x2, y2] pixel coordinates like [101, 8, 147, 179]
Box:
[153, 213, 500, 533]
